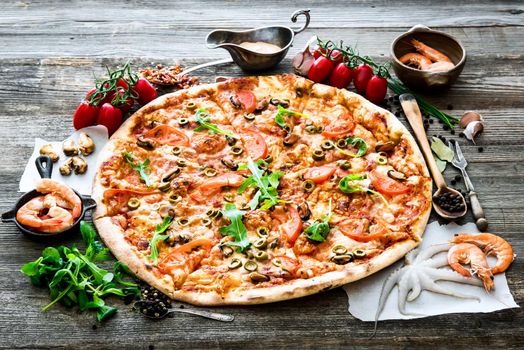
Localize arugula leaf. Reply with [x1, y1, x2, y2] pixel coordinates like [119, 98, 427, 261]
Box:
[334, 137, 368, 158]
[274, 105, 309, 128]
[238, 159, 288, 210]
[339, 174, 388, 205]
[304, 200, 333, 242]
[20, 220, 140, 322]
[218, 203, 251, 252]
[194, 108, 238, 138]
[123, 151, 152, 187]
[148, 216, 173, 265]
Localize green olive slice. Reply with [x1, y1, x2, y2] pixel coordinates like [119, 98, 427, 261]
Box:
[353, 249, 366, 259]
[176, 159, 187, 167]
[256, 226, 269, 237]
[127, 198, 140, 210]
[332, 245, 347, 255]
[249, 272, 270, 283]
[254, 250, 268, 261]
[172, 146, 183, 155]
[203, 168, 217, 177]
[253, 237, 268, 249]
[228, 258, 242, 269]
[176, 217, 190, 226]
[302, 180, 316, 193]
[321, 140, 334, 150]
[244, 260, 258, 272]
[244, 113, 255, 121]
[178, 118, 189, 126]
[337, 160, 351, 170]
[264, 155, 273, 164]
[185, 102, 197, 110]
[312, 149, 325, 161]
[168, 193, 182, 204]
[230, 145, 244, 156]
[202, 217, 212, 226]
[336, 138, 348, 148]
[157, 182, 171, 192]
[223, 193, 235, 202]
[305, 125, 317, 134]
[332, 254, 353, 265]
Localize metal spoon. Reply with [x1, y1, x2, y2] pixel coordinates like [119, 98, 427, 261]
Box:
[399, 93, 467, 220]
[134, 300, 234, 322]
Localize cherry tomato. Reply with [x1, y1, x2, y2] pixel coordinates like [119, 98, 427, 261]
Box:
[328, 63, 356, 88]
[133, 78, 157, 105]
[198, 173, 245, 192]
[321, 114, 356, 138]
[304, 165, 337, 184]
[312, 45, 327, 59]
[369, 170, 410, 196]
[72, 102, 99, 130]
[236, 91, 256, 113]
[114, 89, 135, 112]
[329, 49, 343, 63]
[280, 205, 303, 246]
[312, 46, 343, 63]
[96, 103, 122, 135]
[354, 64, 374, 94]
[308, 56, 335, 83]
[365, 75, 388, 104]
[144, 125, 190, 146]
[240, 128, 268, 160]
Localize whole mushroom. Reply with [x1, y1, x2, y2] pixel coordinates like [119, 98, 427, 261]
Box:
[78, 132, 95, 156]
[39, 144, 59, 163]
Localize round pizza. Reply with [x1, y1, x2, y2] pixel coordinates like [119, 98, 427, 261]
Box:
[92, 74, 432, 305]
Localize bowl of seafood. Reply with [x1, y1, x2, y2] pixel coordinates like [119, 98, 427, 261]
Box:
[390, 25, 466, 90]
[1, 156, 96, 240]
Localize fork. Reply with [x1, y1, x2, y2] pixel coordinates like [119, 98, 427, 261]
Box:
[448, 140, 488, 231]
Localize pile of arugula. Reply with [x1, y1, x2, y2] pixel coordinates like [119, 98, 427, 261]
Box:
[20, 221, 140, 322]
[123, 151, 152, 187]
[237, 159, 288, 210]
[219, 203, 250, 252]
[194, 108, 238, 139]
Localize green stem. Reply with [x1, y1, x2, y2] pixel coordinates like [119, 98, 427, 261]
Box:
[42, 284, 73, 311]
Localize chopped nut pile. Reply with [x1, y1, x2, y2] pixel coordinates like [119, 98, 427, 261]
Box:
[140, 64, 199, 89]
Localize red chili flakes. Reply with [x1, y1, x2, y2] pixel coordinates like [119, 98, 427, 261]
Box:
[140, 64, 199, 89]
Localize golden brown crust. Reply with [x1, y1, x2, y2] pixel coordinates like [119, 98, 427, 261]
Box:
[93, 74, 432, 305]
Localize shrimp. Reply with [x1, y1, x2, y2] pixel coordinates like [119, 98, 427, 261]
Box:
[450, 233, 514, 275]
[447, 243, 494, 292]
[411, 38, 453, 63]
[426, 61, 456, 73]
[399, 53, 432, 70]
[16, 196, 73, 233]
[36, 179, 81, 219]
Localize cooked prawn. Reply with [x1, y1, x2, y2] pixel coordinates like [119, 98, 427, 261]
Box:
[450, 233, 514, 275]
[411, 39, 453, 63]
[448, 243, 494, 292]
[16, 196, 73, 232]
[426, 61, 456, 73]
[36, 179, 81, 219]
[399, 53, 432, 70]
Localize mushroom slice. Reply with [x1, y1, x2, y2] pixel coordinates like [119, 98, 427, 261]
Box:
[71, 156, 88, 174]
[78, 132, 95, 156]
[59, 158, 74, 176]
[39, 143, 59, 162]
[63, 139, 78, 156]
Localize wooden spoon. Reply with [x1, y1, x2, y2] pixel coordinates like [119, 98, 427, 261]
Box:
[399, 93, 467, 220]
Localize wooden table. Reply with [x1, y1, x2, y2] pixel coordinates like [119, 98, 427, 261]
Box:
[1, 1, 523, 348]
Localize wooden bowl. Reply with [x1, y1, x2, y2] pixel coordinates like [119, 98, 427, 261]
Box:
[390, 25, 466, 91]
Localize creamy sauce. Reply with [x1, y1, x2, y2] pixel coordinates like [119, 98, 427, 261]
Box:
[239, 41, 282, 54]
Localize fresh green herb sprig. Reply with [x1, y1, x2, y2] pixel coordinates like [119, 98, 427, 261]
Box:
[20, 221, 140, 322]
[335, 137, 368, 158]
[123, 151, 152, 187]
[339, 174, 388, 206]
[148, 216, 173, 265]
[274, 105, 310, 128]
[304, 200, 333, 242]
[87, 61, 139, 107]
[314, 38, 460, 128]
[219, 203, 251, 252]
[194, 108, 238, 139]
[238, 159, 288, 210]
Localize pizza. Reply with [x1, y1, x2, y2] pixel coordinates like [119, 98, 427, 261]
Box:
[92, 74, 432, 305]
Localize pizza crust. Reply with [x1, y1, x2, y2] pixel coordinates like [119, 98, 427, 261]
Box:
[93, 74, 433, 306]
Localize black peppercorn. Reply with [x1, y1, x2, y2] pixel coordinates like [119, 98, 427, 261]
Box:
[478, 147, 484, 153]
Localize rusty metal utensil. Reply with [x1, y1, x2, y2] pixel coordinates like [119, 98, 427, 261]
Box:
[134, 300, 234, 322]
[399, 93, 467, 220]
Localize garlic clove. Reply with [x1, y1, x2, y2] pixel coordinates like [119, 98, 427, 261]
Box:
[459, 111, 483, 128]
[463, 121, 484, 144]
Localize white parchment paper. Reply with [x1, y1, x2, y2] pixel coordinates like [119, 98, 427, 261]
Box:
[343, 221, 518, 321]
[19, 126, 109, 196]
